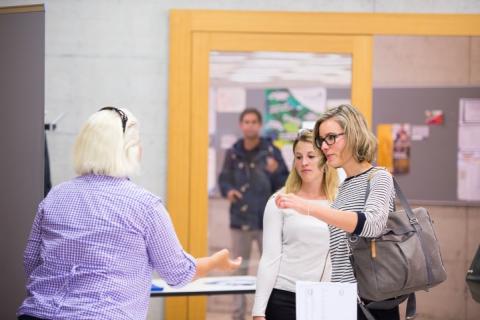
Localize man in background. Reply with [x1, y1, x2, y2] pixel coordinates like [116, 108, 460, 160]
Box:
[218, 108, 289, 320]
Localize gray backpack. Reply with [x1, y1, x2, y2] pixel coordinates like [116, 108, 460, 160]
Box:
[350, 172, 447, 319]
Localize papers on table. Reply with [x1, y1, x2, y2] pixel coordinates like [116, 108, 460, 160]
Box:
[151, 276, 256, 296]
[296, 281, 357, 320]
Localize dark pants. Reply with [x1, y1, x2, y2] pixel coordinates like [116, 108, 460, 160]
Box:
[265, 288, 399, 320]
[266, 288, 296, 320]
[357, 304, 400, 320]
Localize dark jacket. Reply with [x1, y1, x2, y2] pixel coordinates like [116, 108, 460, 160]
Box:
[218, 137, 289, 230]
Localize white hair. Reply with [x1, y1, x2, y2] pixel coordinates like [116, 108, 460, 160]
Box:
[73, 108, 141, 177]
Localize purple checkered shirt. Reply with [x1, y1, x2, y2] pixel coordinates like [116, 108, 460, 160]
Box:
[17, 174, 196, 319]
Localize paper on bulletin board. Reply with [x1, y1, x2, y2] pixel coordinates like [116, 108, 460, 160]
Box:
[296, 281, 356, 320]
[377, 123, 411, 174]
[412, 125, 429, 141]
[392, 124, 411, 174]
[425, 110, 444, 125]
[461, 99, 480, 123]
[458, 99, 480, 201]
[457, 152, 480, 201]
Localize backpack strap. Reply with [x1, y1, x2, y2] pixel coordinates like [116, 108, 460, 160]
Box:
[359, 293, 416, 320]
[358, 296, 376, 320]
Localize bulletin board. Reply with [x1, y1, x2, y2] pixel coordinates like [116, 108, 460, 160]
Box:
[373, 87, 480, 203]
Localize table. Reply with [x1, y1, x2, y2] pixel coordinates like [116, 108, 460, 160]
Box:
[150, 275, 256, 297]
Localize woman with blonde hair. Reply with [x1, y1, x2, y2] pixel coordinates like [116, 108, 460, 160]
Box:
[252, 129, 338, 320]
[275, 104, 399, 320]
[17, 107, 241, 320]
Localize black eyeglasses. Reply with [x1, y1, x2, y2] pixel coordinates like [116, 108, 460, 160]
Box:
[315, 133, 345, 148]
[98, 107, 128, 133]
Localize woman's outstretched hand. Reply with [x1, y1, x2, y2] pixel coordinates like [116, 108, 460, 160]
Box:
[274, 193, 308, 215]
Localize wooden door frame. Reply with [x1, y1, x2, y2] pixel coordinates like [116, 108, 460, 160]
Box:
[166, 10, 480, 320]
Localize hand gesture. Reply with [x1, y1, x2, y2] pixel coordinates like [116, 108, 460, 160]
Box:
[212, 249, 242, 272]
[227, 189, 243, 203]
[275, 193, 308, 215]
[265, 156, 279, 173]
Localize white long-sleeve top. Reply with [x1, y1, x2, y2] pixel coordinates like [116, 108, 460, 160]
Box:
[252, 194, 331, 317]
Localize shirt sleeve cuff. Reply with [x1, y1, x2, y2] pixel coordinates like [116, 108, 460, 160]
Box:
[168, 251, 197, 288]
[352, 211, 366, 235]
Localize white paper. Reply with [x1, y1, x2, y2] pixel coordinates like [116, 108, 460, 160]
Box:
[460, 99, 480, 123]
[458, 99, 480, 200]
[459, 126, 480, 151]
[412, 125, 429, 141]
[296, 281, 357, 320]
[151, 276, 256, 295]
[457, 152, 480, 201]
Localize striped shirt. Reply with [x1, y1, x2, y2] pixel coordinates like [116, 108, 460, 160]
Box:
[329, 167, 395, 283]
[17, 174, 196, 320]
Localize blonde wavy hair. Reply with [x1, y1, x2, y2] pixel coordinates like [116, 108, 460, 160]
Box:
[73, 107, 141, 177]
[284, 129, 338, 202]
[314, 104, 377, 163]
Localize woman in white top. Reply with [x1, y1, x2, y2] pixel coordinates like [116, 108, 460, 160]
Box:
[252, 129, 338, 320]
[275, 104, 398, 320]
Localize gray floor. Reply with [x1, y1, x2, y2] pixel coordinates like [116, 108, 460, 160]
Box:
[207, 196, 261, 319]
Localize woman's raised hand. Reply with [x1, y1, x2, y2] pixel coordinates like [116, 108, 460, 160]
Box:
[274, 193, 308, 215]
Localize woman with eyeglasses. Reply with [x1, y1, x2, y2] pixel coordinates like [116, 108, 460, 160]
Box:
[252, 129, 338, 320]
[275, 104, 399, 320]
[17, 108, 241, 320]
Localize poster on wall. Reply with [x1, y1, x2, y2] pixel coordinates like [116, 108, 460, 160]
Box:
[425, 109, 444, 125]
[264, 88, 327, 166]
[376, 123, 411, 174]
[392, 124, 411, 174]
[264, 88, 326, 142]
[457, 99, 480, 201]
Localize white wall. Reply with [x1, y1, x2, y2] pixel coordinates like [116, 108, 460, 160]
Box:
[2, 1, 479, 319]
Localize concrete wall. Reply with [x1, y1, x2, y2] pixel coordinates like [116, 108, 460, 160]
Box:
[410, 204, 480, 320]
[374, 36, 480, 87]
[1, 1, 479, 319]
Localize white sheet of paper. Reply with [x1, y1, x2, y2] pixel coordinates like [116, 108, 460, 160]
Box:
[296, 281, 357, 320]
[412, 125, 429, 141]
